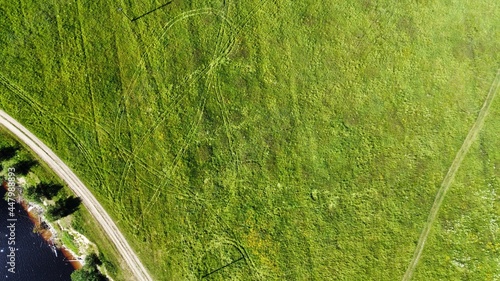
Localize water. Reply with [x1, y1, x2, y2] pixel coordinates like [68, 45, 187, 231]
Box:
[0, 187, 75, 281]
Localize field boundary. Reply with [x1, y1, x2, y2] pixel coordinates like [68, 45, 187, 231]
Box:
[402, 69, 500, 280]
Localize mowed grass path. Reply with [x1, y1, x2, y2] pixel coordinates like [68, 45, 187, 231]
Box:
[1, 0, 500, 280]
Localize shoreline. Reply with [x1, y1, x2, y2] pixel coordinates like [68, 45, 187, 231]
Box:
[2, 180, 85, 270]
[23, 200, 84, 270]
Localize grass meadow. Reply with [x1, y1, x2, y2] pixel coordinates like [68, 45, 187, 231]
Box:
[1, 0, 500, 280]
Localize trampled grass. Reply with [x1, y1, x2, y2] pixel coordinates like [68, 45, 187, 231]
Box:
[1, 0, 500, 280]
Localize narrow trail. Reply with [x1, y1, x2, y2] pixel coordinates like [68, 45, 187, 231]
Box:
[0, 110, 153, 281]
[402, 69, 500, 281]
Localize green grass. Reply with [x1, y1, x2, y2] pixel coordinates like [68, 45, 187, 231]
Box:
[413, 80, 500, 280]
[61, 231, 80, 254]
[71, 206, 128, 279]
[0, 0, 499, 280]
[0, 130, 127, 280]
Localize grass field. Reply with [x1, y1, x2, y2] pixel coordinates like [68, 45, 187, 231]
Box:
[1, 0, 500, 280]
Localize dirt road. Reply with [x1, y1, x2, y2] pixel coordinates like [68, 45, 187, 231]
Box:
[402, 69, 500, 281]
[0, 110, 153, 281]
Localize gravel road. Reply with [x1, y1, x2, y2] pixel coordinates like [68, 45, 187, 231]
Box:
[0, 110, 153, 281]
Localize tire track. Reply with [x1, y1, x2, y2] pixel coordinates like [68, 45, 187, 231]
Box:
[0, 110, 153, 281]
[117, 0, 258, 184]
[402, 69, 500, 281]
[141, 97, 207, 216]
[116, 0, 271, 190]
[0, 73, 108, 186]
[114, 9, 235, 201]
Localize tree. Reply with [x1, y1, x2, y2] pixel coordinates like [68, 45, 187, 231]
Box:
[24, 186, 42, 203]
[46, 196, 82, 221]
[25, 182, 63, 203]
[39, 182, 63, 200]
[71, 253, 108, 281]
[71, 269, 107, 281]
[0, 146, 19, 161]
[85, 253, 102, 268]
[12, 159, 37, 175]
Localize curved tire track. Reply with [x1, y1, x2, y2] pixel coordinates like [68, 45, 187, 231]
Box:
[0, 110, 153, 281]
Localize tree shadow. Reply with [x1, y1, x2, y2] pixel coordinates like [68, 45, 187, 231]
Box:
[47, 196, 82, 221]
[36, 182, 64, 200]
[13, 159, 38, 175]
[60, 196, 82, 217]
[0, 146, 19, 161]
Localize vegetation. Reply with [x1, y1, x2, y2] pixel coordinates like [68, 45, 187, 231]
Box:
[0, 138, 81, 221]
[0, 145, 18, 161]
[0, 132, 119, 278]
[11, 159, 38, 176]
[412, 81, 500, 280]
[61, 231, 80, 254]
[0, 132, 45, 183]
[0, 0, 499, 280]
[25, 182, 63, 202]
[71, 207, 125, 279]
[71, 253, 109, 281]
[45, 195, 82, 221]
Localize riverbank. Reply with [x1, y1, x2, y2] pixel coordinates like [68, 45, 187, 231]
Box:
[24, 200, 84, 270]
[0, 183, 75, 280]
[2, 179, 89, 270]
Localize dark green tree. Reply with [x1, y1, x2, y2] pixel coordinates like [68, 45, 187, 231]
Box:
[25, 182, 63, 203]
[46, 196, 82, 221]
[12, 159, 37, 175]
[71, 269, 107, 281]
[40, 182, 63, 199]
[85, 253, 102, 268]
[24, 186, 42, 203]
[71, 253, 108, 281]
[0, 146, 19, 161]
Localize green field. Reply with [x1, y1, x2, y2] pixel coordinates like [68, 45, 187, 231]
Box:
[1, 0, 500, 280]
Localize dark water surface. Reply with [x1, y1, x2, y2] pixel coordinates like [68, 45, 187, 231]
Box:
[0, 187, 75, 281]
